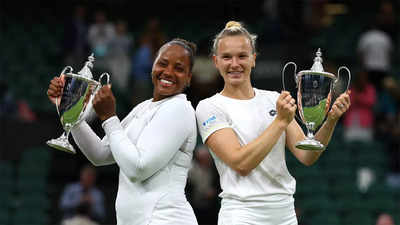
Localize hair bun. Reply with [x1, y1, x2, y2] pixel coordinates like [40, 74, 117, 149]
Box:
[225, 21, 241, 29]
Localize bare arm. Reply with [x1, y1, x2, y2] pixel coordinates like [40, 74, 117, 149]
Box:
[199, 91, 296, 176]
[206, 119, 288, 176]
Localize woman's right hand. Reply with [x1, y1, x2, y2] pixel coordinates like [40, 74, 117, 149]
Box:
[47, 75, 65, 105]
[276, 91, 297, 125]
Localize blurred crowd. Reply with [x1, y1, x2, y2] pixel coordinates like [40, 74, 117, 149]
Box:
[2, 0, 400, 224]
[56, 4, 223, 117]
[343, 0, 400, 187]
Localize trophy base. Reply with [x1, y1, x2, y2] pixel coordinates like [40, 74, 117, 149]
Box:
[296, 139, 325, 151]
[46, 139, 76, 154]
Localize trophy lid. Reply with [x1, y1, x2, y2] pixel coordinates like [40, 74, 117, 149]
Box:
[297, 48, 336, 80]
[77, 54, 95, 79]
[310, 48, 324, 72]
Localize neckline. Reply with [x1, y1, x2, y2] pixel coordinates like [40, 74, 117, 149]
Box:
[217, 88, 257, 102]
[130, 94, 186, 120]
[150, 93, 186, 104]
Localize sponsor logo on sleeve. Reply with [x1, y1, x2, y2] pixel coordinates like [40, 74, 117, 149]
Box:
[202, 115, 216, 128]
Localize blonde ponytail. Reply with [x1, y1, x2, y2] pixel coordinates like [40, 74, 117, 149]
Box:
[212, 20, 257, 55]
[225, 21, 242, 29]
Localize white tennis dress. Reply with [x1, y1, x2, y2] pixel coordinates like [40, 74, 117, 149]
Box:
[71, 94, 198, 225]
[196, 88, 298, 225]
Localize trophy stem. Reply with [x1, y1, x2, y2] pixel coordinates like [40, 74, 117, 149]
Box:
[296, 130, 325, 151]
[306, 131, 315, 139]
[46, 131, 76, 154]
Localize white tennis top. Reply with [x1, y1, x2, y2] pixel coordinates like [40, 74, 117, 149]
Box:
[196, 88, 296, 202]
[358, 29, 393, 72]
[71, 94, 198, 225]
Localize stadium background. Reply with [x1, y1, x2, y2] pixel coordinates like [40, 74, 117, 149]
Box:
[1, 0, 400, 224]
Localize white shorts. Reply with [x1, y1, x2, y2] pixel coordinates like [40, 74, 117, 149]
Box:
[218, 197, 297, 225]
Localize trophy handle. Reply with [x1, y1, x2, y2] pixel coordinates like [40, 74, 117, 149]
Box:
[282, 62, 297, 90]
[336, 66, 351, 92]
[282, 62, 303, 123]
[89, 73, 111, 105]
[98, 72, 110, 86]
[55, 66, 74, 116]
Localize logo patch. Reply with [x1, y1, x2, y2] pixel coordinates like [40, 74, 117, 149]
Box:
[202, 115, 216, 127]
[269, 109, 277, 116]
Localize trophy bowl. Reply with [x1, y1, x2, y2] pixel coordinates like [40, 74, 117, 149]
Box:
[46, 54, 110, 154]
[282, 49, 351, 151]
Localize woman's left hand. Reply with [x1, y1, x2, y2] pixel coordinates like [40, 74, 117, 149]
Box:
[326, 90, 351, 123]
[93, 85, 116, 121]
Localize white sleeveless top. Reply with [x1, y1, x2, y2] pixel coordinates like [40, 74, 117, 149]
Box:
[196, 88, 296, 202]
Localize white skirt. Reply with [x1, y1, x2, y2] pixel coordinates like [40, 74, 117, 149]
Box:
[218, 196, 297, 225]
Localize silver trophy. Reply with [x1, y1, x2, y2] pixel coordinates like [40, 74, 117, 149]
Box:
[282, 49, 351, 151]
[46, 54, 110, 154]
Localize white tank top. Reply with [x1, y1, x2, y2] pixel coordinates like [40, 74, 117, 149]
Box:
[196, 88, 296, 202]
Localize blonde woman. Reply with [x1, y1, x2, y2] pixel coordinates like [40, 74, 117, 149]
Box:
[196, 21, 350, 225]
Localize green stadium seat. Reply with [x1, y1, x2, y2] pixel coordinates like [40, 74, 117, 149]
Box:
[0, 179, 14, 196]
[394, 214, 400, 225]
[343, 211, 374, 225]
[17, 147, 52, 180]
[0, 161, 14, 177]
[329, 180, 359, 196]
[323, 165, 355, 183]
[297, 195, 337, 214]
[0, 209, 10, 225]
[16, 193, 51, 210]
[367, 183, 396, 196]
[292, 166, 325, 183]
[0, 192, 14, 209]
[309, 212, 341, 225]
[12, 208, 50, 225]
[336, 196, 367, 213]
[330, 182, 367, 213]
[365, 195, 398, 215]
[296, 178, 329, 199]
[18, 163, 50, 178]
[20, 147, 52, 164]
[16, 177, 47, 193]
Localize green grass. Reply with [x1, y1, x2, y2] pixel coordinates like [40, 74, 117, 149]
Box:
[61, 88, 89, 127]
[303, 98, 327, 129]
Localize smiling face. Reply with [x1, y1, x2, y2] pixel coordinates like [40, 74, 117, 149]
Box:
[151, 44, 192, 101]
[213, 35, 256, 87]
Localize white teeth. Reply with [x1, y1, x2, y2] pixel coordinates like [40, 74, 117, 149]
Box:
[160, 79, 173, 84]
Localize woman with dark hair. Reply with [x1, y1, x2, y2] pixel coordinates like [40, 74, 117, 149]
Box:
[48, 38, 199, 225]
